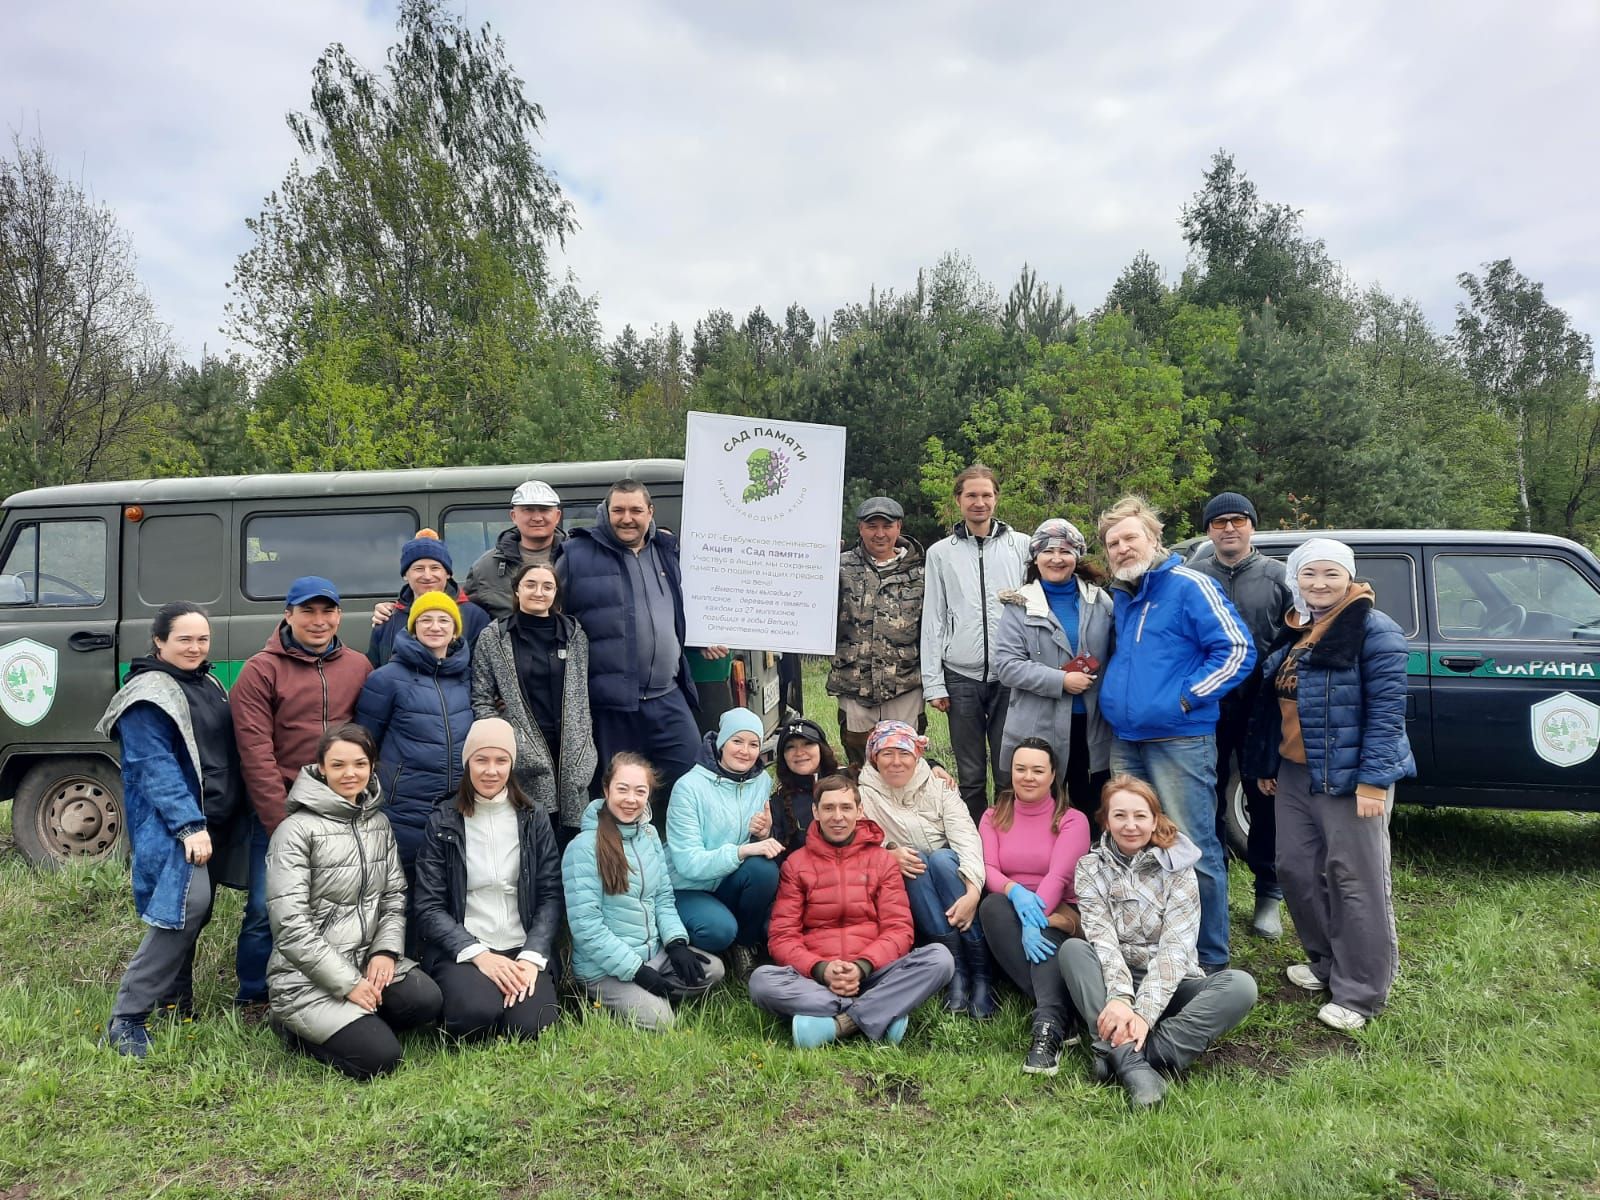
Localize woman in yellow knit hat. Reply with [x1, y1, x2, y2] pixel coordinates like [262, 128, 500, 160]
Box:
[355, 585, 475, 884]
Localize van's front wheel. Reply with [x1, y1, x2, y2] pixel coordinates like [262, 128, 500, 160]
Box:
[1221, 769, 1251, 860]
[12, 758, 125, 868]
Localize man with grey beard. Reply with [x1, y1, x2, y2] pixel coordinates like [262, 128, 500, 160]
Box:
[1095, 496, 1254, 973]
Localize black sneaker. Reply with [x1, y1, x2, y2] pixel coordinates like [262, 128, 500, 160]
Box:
[725, 944, 757, 983]
[1023, 1020, 1065, 1075]
[102, 1018, 152, 1059]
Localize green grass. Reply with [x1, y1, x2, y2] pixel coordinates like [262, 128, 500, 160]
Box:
[2, 662, 1598, 1198]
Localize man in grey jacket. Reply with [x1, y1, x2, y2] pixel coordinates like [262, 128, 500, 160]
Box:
[464, 480, 567, 620]
[1186, 491, 1292, 939]
[921, 464, 1033, 823]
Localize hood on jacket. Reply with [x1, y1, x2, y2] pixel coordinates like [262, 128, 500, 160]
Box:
[286, 764, 384, 821]
[264, 621, 346, 662]
[126, 653, 217, 685]
[578, 794, 655, 833]
[1094, 828, 1201, 874]
[389, 627, 471, 677]
[693, 731, 767, 783]
[851, 533, 924, 566]
[587, 500, 659, 554]
[493, 522, 566, 564]
[802, 816, 887, 855]
[999, 577, 1101, 618]
[857, 759, 939, 807]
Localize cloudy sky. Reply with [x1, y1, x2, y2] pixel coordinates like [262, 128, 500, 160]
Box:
[5, 1, 1598, 360]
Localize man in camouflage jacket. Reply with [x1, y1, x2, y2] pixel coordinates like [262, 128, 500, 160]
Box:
[827, 497, 927, 766]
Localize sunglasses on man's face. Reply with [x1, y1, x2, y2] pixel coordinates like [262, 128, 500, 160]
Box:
[1209, 515, 1250, 530]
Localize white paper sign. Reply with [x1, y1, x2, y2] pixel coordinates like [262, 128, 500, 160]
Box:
[681, 411, 847, 655]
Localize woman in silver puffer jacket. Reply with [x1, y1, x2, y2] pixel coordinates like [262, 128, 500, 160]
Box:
[266, 722, 441, 1079]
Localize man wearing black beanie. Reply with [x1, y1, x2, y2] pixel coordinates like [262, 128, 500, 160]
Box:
[1189, 492, 1291, 940]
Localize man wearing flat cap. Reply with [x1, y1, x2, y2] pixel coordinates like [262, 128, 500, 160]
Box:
[827, 497, 927, 767]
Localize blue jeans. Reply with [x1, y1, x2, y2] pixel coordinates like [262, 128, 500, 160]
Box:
[235, 814, 273, 1003]
[674, 856, 781, 952]
[1110, 735, 1230, 968]
[903, 849, 983, 944]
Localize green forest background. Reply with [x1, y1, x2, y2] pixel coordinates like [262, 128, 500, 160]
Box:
[3, 1, 1596, 549]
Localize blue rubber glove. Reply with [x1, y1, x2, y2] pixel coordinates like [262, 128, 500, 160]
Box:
[1021, 925, 1055, 964]
[1007, 885, 1049, 929]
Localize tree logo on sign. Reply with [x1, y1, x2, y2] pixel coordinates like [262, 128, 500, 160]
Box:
[0, 638, 59, 728]
[1530, 692, 1600, 768]
[742, 448, 791, 503]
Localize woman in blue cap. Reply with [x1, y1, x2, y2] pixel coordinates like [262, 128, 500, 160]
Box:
[665, 708, 782, 976]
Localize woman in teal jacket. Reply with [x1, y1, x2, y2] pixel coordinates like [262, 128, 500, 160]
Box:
[665, 708, 783, 968]
[563, 753, 725, 1029]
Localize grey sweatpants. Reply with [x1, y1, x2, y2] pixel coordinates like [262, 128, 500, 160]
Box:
[1058, 938, 1257, 1073]
[582, 946, 725, 1031]
[1274, 760, 1398, 1018]
[112, 864, 213, 1022]
[748, 944, 955, 1041]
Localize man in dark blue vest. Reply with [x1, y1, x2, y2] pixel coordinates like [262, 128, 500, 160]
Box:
[557, 479, 726, 811]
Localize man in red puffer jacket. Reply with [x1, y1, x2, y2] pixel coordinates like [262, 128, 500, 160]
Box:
[749, 775, 955, 1047]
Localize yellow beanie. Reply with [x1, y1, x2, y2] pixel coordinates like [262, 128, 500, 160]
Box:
[407, 589, 463, 635]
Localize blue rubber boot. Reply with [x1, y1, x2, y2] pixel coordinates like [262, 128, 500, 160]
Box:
[792, 1015, 839, 1048]
[884, 1015, 909, 1046]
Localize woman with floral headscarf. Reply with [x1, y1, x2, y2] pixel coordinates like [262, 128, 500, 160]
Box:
[994, 518, 1114, 827]
[1245, 537, 1414, 1033]
[857, 720, 992, 1018]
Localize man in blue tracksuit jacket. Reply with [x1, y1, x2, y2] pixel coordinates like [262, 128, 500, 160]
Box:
[1097, 496, 1255, 970]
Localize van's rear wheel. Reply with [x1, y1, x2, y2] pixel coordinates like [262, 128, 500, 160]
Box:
[12, 758, 125, 868]
[1222, 769, 1250, 860]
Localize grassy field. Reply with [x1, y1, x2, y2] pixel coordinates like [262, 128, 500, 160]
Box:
[1, 663, 1598, 1198]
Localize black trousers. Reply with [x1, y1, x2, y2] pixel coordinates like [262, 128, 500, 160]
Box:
[1064, 711, 1111, 839]
[1214, 691, 1281, 899]
[978, 893, 1076, 1027]
[434, 951, 561, 1041]
[287, 969, 442, 1081]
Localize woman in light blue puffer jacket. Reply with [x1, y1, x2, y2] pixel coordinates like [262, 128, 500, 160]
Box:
[563, 753, 724, 1030]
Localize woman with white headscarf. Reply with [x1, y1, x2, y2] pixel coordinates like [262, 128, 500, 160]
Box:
[1244, 538, 1414, 1033]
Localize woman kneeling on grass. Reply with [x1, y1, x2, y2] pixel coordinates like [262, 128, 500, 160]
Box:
[978, 737, 1091, 1076]
[1058, 776, 1257, 1109]
[564, 752, 725, 1028]
[412, 718, 564, 1041]
[266, 723, 442, 1080]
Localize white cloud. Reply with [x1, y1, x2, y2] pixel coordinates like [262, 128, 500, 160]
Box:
[4, 0, 1596, 358]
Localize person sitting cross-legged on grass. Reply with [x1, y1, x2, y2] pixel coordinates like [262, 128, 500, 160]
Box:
[1059, 775, 1257, 1109]
[411, 718, 564, 1042]
[563, 753, 725, 1030]
[749, 775, 955, 1047]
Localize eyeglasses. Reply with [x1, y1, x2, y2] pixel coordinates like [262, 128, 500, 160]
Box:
[1209, 515, 1251, 530]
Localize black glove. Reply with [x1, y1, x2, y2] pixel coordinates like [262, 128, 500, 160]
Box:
[633, 964, 673, 998]
[665, 941, 708, 987]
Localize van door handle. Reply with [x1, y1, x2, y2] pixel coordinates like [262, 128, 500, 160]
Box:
[1439, 654, 1485, 672]
[68, 631, 113, 652]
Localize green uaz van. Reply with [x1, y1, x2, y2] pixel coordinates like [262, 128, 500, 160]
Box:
[0, 459, 790, 866]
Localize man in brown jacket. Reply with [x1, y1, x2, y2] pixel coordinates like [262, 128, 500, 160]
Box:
[230, 576, 372, 1007]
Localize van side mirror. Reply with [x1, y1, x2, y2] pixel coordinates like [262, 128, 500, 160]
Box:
[0, 574, 27, 605]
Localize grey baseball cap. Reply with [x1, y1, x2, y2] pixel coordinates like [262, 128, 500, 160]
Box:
[510, 480, 561, 507]
[855, 496, 904, 521]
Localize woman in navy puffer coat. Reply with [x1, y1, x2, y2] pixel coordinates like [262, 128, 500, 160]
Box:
[1245, 538, 1414, 1035]
[356, 594, 475, 875]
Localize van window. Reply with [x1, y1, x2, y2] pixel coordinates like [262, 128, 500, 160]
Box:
[138, 513, 225, 605]
[1354, 555, 1419, 637]
[242, 510, 417, 600]
[0, 519, 107, 607]
[1435, 555, 1600, 641]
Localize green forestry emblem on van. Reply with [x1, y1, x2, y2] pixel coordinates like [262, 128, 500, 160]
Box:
[0, 459, 791, 866]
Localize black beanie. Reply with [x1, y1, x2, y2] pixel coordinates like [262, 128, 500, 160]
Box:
[1203, 492, 1258, 528]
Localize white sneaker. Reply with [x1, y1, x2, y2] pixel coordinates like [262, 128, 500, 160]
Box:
[1286, 963, 1326, 992]
[1317, 1002, 1367, 1032]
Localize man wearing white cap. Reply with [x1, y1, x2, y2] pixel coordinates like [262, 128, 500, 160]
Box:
[465, 480, 566, 620]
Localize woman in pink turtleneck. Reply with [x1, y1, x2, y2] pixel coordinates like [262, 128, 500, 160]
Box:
[978, 736, 1091, 1075]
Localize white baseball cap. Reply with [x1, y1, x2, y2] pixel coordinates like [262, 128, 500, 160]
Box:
[510, 480, 561, 507]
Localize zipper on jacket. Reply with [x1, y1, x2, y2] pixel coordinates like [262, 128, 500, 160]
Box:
[977, 536, 990, 682]
[317, 660, 329, 728]
[354, 810, 371, 947]
[626, 837, 654, 948]
[1136, 601, 1151, 643]
[433, 669, 455, 793]
[1322, 675, 1334, 795]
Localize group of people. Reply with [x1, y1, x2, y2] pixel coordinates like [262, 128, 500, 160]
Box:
[96, 468, 1413, 1108]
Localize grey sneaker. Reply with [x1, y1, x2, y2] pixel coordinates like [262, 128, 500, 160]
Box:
[1317, 1002, 1367, 1033]
[1286, 963, 1326, 992]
